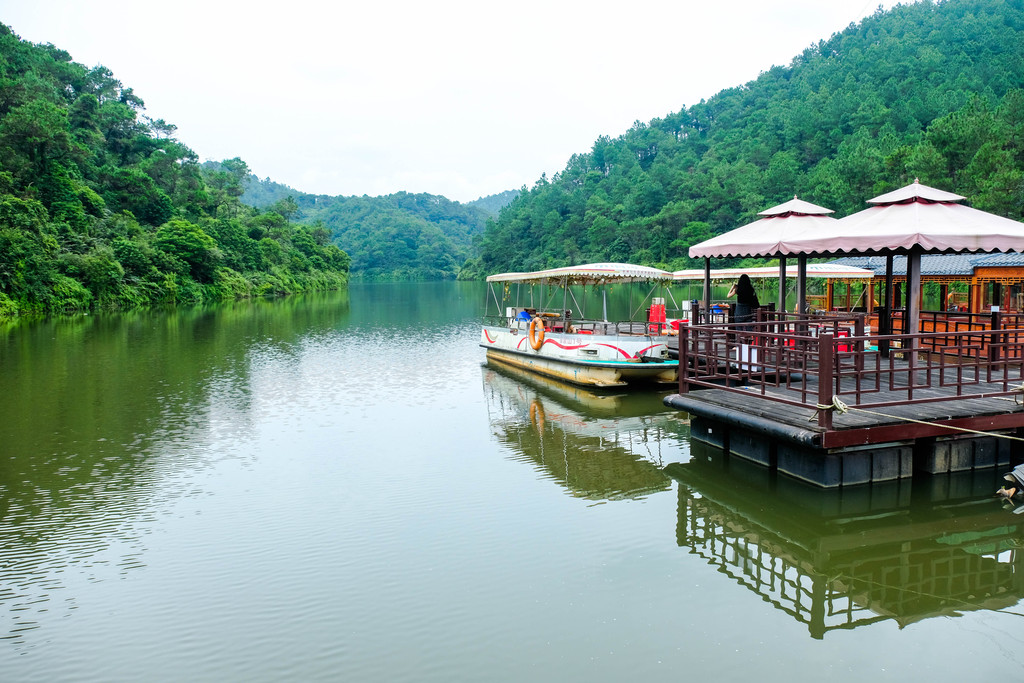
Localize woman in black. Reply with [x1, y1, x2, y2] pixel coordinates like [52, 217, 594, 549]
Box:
[728, 273, 759, 329]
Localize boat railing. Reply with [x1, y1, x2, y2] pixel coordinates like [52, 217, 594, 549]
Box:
[484, 314, 670, 337]
[677, 311, 1024, 430]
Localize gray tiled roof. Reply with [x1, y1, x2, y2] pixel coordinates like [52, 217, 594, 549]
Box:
[973, 252, 1024, 267]
[831, 253, 1024, 276]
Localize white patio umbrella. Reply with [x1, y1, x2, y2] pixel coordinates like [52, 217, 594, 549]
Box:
[688, 197, 838, 258]
[688, 197, 840, 314]
[782, 181, 1024, 348]
[798, 181, 1024, 255]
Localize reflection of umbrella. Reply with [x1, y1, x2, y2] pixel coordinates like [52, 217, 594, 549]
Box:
[688, 197, 839, 312]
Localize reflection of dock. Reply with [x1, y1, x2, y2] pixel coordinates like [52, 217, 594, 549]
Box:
[482, 362, 686, 500]
[666, 448, 1024, 639]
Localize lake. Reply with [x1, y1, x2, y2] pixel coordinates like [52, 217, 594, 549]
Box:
[1, 281, 1021, 681]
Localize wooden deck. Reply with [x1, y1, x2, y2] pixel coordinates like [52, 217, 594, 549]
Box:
[667, 314, 1024, 486]
[666, 378, 1024, 449]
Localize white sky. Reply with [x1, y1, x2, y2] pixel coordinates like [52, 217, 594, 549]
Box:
[5, 0, 904, 203]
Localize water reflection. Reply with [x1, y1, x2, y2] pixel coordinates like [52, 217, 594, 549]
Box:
[481, 361, 688, 500]
[0, 291, 350, 643]
[666, 444, 1024, 639]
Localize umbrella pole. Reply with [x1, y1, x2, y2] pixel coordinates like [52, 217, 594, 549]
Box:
[796, 256, 807, 316]
[907, 250, 922, 353]
[703, 258, 711, 325]
[777, 257, 787, 314]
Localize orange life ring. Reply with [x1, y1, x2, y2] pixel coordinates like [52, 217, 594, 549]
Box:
[529, 316, 546, 350]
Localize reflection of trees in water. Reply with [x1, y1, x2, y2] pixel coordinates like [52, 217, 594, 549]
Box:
[0, 291, 350, 644]
[482, 363, 688, 500]
[667, 448, 1024, 639]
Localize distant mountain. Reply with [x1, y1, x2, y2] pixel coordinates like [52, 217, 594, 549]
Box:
[464, 0, 1024, 278]
[241, 177, 514, 280]
[467, 190, 519, 217]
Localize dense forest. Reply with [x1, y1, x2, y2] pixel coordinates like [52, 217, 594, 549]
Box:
[241, 176, 514, 280]
[462, 0, 1024, 278]
[5, 0, 1024, 312]
[0, 25, 350, 319]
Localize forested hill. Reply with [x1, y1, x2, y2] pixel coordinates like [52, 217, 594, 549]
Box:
[0, 26, 350, 319]
[468, 190, 519, 216]
[462, 0, 1024, 278]
[241, 177, 514, 280]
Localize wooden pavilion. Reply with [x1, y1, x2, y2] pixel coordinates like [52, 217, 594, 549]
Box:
[666, 181, 1024, 487]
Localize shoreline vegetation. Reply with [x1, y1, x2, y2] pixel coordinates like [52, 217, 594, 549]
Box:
[0, 25, 350, 321]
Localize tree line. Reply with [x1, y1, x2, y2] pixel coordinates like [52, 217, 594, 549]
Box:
[461, 0, 1024, 278]
[242, 176, 511, 280]
[0, 25, 350, 319]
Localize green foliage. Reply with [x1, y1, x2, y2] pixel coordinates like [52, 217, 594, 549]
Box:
[155, 219, 221, 282]
[0, 27, 349, 319]
[467, 0, 1024, 277]
[241, 176, 496, 280]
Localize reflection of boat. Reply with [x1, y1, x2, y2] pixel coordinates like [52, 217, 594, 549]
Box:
[480, 263, 678, 387]
[482, 363, 688, 500]
[666, 446, 1024, 639]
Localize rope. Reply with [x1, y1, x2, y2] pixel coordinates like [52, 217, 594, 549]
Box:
[848, 406, 1024, 442]
[986, 384, 1024, 405]
[810, 395, 849, 421]
[809, 391, 1024, 441]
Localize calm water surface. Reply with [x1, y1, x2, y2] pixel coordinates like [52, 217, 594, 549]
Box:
[1, 282, 1021, 681]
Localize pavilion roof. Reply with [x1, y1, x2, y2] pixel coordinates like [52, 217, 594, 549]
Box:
[690, 181, 1024, 259]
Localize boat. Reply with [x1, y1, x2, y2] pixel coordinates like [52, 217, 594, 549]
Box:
[480, 263, 679, 387]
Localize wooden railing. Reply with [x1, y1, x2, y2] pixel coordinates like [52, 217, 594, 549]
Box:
[677, 309, 1024, 430]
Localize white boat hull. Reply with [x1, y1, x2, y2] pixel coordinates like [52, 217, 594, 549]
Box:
[481, 325, 677, 387]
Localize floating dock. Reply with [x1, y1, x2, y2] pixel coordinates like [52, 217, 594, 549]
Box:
[666, 312, 1024, 487]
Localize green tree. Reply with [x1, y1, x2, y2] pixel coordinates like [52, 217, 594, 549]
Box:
[155, 219, 221, 282]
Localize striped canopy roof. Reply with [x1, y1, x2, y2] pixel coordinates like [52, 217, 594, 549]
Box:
[486, 262, 673, 285]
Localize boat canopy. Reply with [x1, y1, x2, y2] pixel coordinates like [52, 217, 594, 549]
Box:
[672, 263, 874, 282]
[487, 262, 673, 286]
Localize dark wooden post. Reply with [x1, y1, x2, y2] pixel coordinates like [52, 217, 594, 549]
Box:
[854, 314, 865, 374]
[678, 325, 690, 395]
[989, 309, 1002, 369]
[880, 255, 894, 358]
[777, 257, 787, 314]
[702, 258, 711, 325]
[797, 256, 807, 316]
[907, 250, 922, 357]
[818, 332, 835, 430]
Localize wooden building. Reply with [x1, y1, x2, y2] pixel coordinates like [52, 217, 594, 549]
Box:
[832, 253, 1024, 314]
